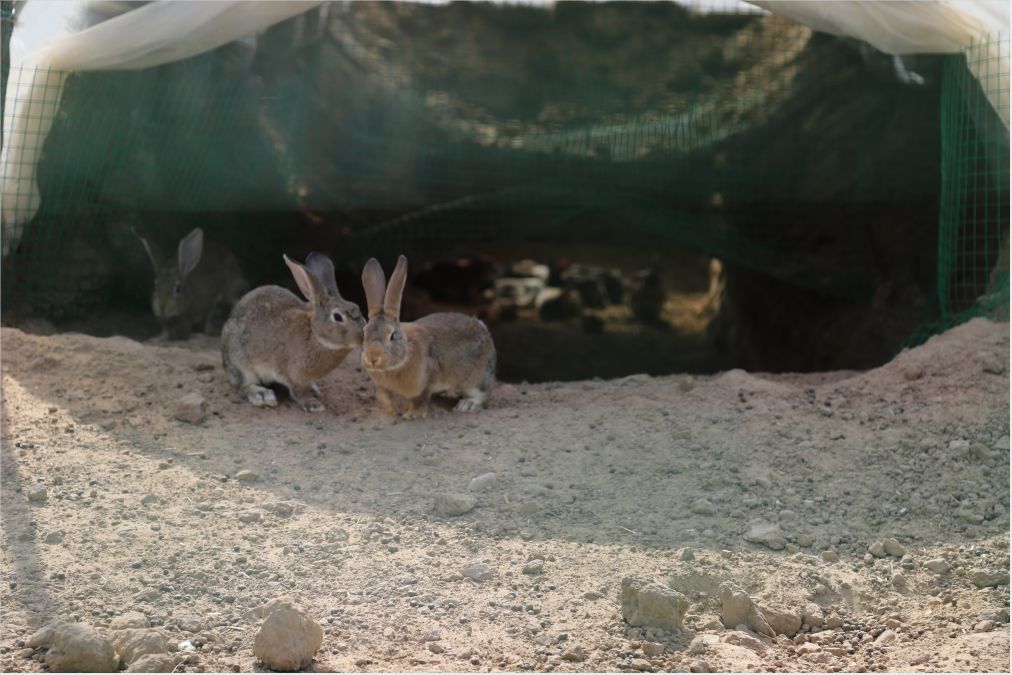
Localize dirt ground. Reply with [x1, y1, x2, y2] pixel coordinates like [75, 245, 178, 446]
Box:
[1, 318, 1009, 673]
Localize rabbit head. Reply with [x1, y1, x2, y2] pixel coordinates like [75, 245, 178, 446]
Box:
[140, 227, 206, 321]
[283, 252, 365, 349]
[361, 254, 412, 371]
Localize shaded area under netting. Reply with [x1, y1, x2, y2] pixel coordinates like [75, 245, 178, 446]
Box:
[1, 2, 1007, 377]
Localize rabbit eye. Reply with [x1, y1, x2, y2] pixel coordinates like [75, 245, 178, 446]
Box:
[389, 331, 400, 342]
[331, 311, 344, 323]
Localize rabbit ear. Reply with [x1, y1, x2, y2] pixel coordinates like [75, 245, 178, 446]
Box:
[383, 254, 408, 319]
[177, 228, 204, 279]
[284, 254, 321, 303]
[305, 252, 340, 295]
[136, 232, 163, 273]
[361, 258, 387, 319]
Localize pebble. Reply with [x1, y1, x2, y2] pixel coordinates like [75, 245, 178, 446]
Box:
[689, 659, 712, 673]
[460, 562, 492, 582]
[561, 645, 586, 662]
[744, 520, 786, 550]
[974, 620, 994, 632]
[237, 510, 262, 524]
[642, 641, 665, 657]
[882, 538, 906, 557]
[28, 485, 48, 503]
[110, 613, 149, 631]
[874, 630, 897, 645]
[423, 629, 441, 642]
[948, 439, 971, 453]
[432, 493, 477, 517]
[252, 598, 323, 672]
[172, 392, 207, 425]
[909, 653, 930, 666]
[111, 628, 170, 664]
[583, 591, 603, 601]
[621, 576, 689, 631]
[690, 498, 715, 515]
[868, 541, 886, 558]
[718, 582, 775, 637]
[127, 654, 176, 672]
[468, 472, 497, 493]
[820, 550, 840, 562]
[43, 530, 65, 545]
[679, 548, 695, 561]
[971, 570, 1009, 588]
[523, 559, 545, 576]
[175, 616, 203, 634]
[234, 470, 259, 483]
[924, 558, 951, 574]
[884, 618, 901, 630]
[427, 642, 444, 654]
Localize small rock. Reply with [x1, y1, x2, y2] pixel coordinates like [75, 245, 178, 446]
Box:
[874, 629, 897, 646]
[974, 620, 994, 632]
[127, 654, 177, 673]
[423, 629, 441, 642]
[468, 472, 497, 493]
[679, 548, 695, 562]
[642, 641, 664, 657]
[172, 392, 207, 425]
[801, 606, 824, 628]
[427, 642, 444, 654]
[109, 613, 149, 631]
[523, 559, 545, 576]
[690, 498, 715, 516]
[325, 527, 349, 542]
[460, 562, 492, 582]
[744, 520, 785, 550]
[561, 645, 586, 662]
[621, 576, 689, 631]
[687, 637, 711, 655]
[971, 570, 1009, 588]
[797, 643, 821, 655]
[583, 591, 603, 601]
[44, 530, 65, 545]
[909, 653, 931, 666]
[234, 470, 259, 483]
[949, 439, 971, 452]
[868, 541, 886, 558]
[689, 659, 712, 673]
[924, 558, 951, 574]
[237, 510, 263, 524]
[433, 493, 477, 517]
[33, 623, 118, 673]
[718, 582, 775, 637]
[763, 607, 802, 637]
[253, 598, 323, 672]
[175, 616, 202, 634]
[722, 630, 767, 653]
[28, 485, 48, 503]
[883, 538, 906, 557]
[885, 618, 902, 630]
[820, 550, 840, 563]
[110, 628, 170, 663]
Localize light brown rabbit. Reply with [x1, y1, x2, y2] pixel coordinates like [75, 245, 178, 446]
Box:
[221, 252, 365, 412]
[361, 255, 496, 418]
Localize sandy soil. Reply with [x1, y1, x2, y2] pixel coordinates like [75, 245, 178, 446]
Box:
[1, 318, 1009, 673]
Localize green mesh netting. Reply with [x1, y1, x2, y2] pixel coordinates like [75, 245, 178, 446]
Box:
[0, 2, 1006, 354]
[937, 35, 1010, 325]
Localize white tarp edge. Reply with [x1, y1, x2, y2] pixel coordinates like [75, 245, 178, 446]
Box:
[752, 1, 1010, 128]
[1, 0, 321, 254]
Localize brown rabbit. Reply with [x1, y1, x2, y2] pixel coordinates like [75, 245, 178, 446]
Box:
[361, 255, 496, 418]
[138, 227, 249, 339]
[221, 252, 365, 412]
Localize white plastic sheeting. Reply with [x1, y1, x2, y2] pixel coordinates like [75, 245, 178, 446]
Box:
[1, 0, 321, 254]
[753, 1, 1010, 127]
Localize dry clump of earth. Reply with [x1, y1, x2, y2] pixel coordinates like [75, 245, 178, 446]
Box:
[1, 318, 1008, 672]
